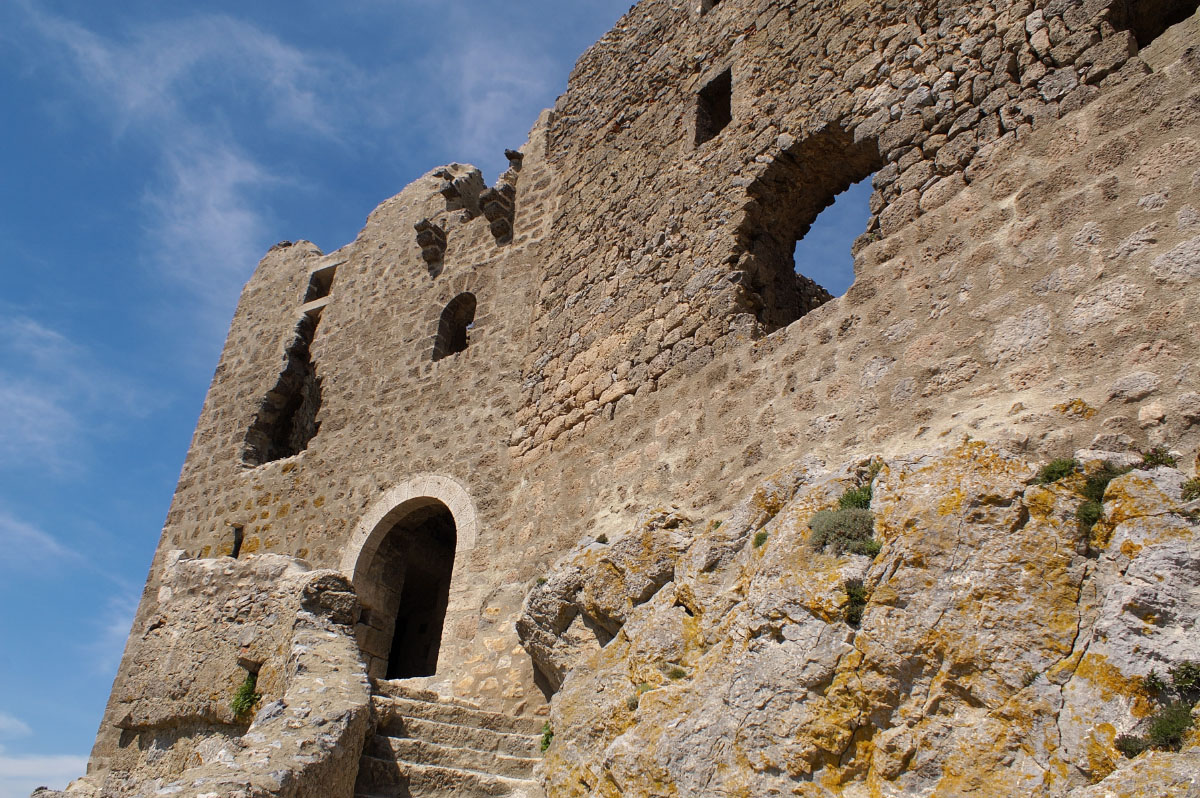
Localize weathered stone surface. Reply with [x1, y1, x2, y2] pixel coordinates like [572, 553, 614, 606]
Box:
[58, 554, 371, 798]
[524, 443, 1200, 797]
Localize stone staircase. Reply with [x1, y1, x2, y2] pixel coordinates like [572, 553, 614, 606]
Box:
[354, 681, 545, 798]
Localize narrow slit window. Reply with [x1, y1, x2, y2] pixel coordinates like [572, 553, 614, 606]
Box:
[695, 69, 732, 146]
[230, 525, 245, 559]
[432, 293, 477, 361]
[303, 264, 337, 303]
[242, 314, 323, 466]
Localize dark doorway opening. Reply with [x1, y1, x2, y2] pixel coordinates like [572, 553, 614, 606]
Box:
[367, 502, 457, 680]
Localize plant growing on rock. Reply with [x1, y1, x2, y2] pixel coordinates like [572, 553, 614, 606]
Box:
[753, 530, 769, 548]
[1034, 458, 1078, 484]
[1076, 461, 1134, 537]
[1138, 446, 1177, 469]
[1183, 478, 1200, 502]
[810, 508, 879, 557]
[231, 671, 261, 719]
[540, 722, 554, 752]
[839, 484, 872, 510]
[842, 579, 868, 627]
[1116, 660, 1200, 757]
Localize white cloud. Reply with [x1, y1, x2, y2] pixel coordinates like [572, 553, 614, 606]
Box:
[0, 712, 32, 739]
[0, 751, 89, 796]
[0, 511, 77, 572]
[0, 316, 148, 473]
[428, 21, 558, 179]
[11, 5, 362, 324]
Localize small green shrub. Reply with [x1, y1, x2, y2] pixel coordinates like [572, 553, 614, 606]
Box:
[625, 694, 639, 711]
[843, 579, 868, 627]
[1183, 478, 1200, 502]
[1143, 670, 1168, 694]
[540, 722, 554, 752]
[753, 530, 769, 548]
[1114, 733, 1149, 758]
[810, 508, 878, 557]
[839, 485, 872, 510]
[1170, 661, 1200, 702]
[1076, 500, 1104, 534]
[536, 577, 547, 586]
[1022, 669, 1042, 687]
[637, 682, 653, 694]
[667, 666, 688, 680]
[1146, 703, 1194, 750]
[713, 520, 722, 529]
[1082, 462, 1134, 504]
[1035, 458, 1079, 485]
[1139, 446, 1178, 469]
[596, 534, 608, 544]
[231, 671, 261, 719]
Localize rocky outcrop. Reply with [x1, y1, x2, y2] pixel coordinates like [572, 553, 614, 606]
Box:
[520, 442, 1200, 797]
[56, 554, 372, 798]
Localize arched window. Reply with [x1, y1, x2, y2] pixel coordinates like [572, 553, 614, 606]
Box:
[432, 293, 476, 361]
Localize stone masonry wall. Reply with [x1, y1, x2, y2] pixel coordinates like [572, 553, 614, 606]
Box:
[86, 0, 1200, 788]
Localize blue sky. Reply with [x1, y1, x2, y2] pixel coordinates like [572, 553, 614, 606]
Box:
[0, 2, 866, 794]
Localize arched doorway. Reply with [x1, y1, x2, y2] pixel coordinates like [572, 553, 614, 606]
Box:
[356, 500, 457, 679]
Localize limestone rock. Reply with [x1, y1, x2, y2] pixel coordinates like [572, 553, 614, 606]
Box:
[523, 443, 1200, 797]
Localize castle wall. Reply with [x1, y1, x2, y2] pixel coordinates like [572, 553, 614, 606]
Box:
[86, 0, 1200, 786]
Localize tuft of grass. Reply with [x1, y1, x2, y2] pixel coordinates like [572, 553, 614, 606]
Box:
[843, 579, 868, 627]
[536, 577, 547, 586]
[1146, 703, 1194, 750]
[1183, 478, 1200, 502]
[1035, 458, 1079, 484]
[625, 694, 639, 711]
[810, 508, 879, 557]
[540, 722, 553, 752]
[753, 530, 769, 548]
[1139, 446, 1178, 469]
[839, 484, 872, 510]
[1022, 669, 1042, 687]
[596, 534, 608, 544]
[667, 666, 688, 680]
[231, 671, 261, 719]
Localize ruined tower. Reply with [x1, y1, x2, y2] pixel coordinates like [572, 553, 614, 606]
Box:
[53, 0, 1200, 796]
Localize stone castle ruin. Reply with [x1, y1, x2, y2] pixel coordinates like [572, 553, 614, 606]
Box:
[45, 0, 1200, 795]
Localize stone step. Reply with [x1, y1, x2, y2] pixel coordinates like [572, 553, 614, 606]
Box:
[368, 733, 538, 780]
[373, 693, 547, 736]
[380, 713, 542, 759]
[356, 755, 541, 798]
